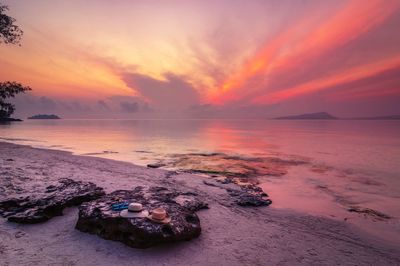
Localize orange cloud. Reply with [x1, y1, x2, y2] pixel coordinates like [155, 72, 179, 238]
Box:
[253, 56, 400, 104]
[0, 31, 134, 99]
[210, 0, 400, 105]
[269, 0, 400, 74]
[208, 21, 306, 103]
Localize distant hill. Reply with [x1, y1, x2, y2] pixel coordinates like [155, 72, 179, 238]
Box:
[275, 112, 337, 120]
[28, 114, 61, 120]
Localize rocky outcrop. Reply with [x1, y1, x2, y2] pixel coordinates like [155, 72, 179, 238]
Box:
[231, 191, 272, 207]
[0, 178, 105, 223]
[227, 187, 272, 207]
[75, 186, 207, 248]
[202, 179, 272, 207]
[157, 152, 307, 182]
[347, 206, 391, 220]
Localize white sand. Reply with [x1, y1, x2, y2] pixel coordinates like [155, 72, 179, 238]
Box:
[1, 142, 399, 265]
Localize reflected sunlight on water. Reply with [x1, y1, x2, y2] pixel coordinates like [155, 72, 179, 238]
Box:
[1, 119, 399, 175]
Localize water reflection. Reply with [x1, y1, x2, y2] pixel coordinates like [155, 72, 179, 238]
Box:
[1, 119, 400, 229]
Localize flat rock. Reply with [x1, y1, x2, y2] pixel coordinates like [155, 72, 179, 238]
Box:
[227, 188, 272, 207]
[0, 178, 105, 223]
[202, 179, 272, 207]
[75, 186, 207, 248]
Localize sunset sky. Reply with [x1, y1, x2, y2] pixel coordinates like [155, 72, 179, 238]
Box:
[1, 0, 400, 118]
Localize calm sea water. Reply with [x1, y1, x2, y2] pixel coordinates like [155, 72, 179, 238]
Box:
[1, 119, 400, 241]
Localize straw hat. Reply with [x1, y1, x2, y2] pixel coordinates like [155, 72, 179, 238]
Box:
[120, 203, 149, 218]
[147, 207, 171, 224]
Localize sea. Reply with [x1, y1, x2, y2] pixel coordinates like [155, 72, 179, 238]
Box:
[1, 119, 400, 243]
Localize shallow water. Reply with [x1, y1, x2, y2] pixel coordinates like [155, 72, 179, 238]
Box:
[1, 119, 400, 242]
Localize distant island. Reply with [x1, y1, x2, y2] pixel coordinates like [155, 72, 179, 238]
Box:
[28, 114, 61, 120]
[274, 112, 400, 120]
[275, 112, 337, 120]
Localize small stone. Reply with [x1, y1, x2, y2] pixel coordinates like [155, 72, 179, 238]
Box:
[203, 180, 219, 187]
[14, 231, 25, 238]
[147, 163, 166, 168]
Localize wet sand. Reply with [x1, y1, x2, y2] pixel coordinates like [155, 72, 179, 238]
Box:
[155, 151, 400, 244]
[1, 141, 399, 265]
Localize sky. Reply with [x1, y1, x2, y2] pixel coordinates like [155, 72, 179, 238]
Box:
[1, 0, 400, 118]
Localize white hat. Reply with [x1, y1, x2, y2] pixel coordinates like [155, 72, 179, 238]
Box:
[120, 203, 149, 218]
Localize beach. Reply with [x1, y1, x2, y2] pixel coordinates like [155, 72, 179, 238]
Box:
[1, 141, 399, 266]
[2, 0, 400, 264]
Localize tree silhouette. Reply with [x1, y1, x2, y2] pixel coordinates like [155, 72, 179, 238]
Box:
[0, 5, 23, 44]
[0, 4, 31, 119]
[0, 82, 31, 118]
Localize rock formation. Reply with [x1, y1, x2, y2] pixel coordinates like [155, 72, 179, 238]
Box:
[0, 178, 105, 223]
[75, 186, 207, 248]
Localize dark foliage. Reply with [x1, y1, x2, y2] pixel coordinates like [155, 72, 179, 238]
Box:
[0, 6, 30, 119]
[0, 82, 31, 118]
[0, 4, 23, 44]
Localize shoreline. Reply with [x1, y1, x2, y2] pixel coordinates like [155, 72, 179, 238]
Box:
[1, 141, 399, 265]
[4, 137, 398, 245]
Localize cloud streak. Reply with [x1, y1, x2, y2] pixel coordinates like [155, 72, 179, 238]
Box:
[211, 0, 400, 105]
[254, 55, 400, 104]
